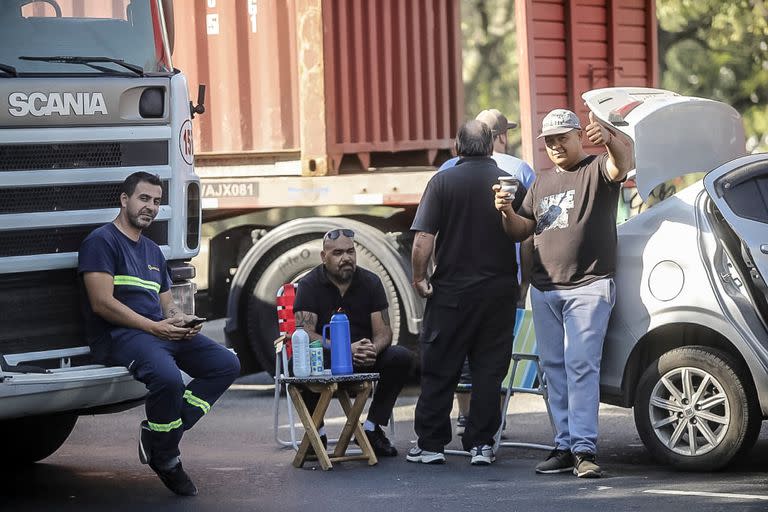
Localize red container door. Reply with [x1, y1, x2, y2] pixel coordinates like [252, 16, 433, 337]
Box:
[517, 0, 658, 170]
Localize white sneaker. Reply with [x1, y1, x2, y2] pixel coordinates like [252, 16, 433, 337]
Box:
[470, 444, 496, 465]
[406, 446, 446, 464]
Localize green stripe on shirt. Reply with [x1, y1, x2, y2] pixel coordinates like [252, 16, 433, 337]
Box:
[113, 275, 161, 293]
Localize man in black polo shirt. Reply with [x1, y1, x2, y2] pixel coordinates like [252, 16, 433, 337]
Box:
[408, 120, 526, 465]
[293, 228, 416, 457]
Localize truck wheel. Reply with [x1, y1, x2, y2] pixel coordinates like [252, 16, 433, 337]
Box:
[0, 413, 77, 464]
[633, 346, 760, 471]
[244, 237, 405, 375]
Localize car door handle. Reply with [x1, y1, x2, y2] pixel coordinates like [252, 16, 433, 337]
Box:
[762, 244, 768, 254]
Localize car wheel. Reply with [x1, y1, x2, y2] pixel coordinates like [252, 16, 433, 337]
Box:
[634, 346, 760, 471]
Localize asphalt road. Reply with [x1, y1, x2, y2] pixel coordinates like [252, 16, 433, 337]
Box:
[4, 320, 768, 511]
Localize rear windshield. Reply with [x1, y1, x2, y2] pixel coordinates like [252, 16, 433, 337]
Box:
[0, 0, 171, 75]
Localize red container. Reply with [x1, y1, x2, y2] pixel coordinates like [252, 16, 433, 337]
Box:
[172, 0, 463, 175]
[517, 0, 658, 170]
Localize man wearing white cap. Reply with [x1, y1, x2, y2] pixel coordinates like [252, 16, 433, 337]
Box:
[493, 108, 633, 478]
[439, 108, 535, 437]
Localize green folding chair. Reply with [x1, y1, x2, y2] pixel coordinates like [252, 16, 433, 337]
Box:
[494, 308, 555, 451]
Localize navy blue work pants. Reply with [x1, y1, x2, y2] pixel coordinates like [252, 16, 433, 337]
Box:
[108, 331, 241, 463]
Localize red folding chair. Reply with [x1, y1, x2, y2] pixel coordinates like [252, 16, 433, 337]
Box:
[273, 283, 300, 448]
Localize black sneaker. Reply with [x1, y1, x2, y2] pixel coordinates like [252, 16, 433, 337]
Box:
[149, 460, 198, 496]
[138, 420, 152, 465]
[362, 425, 398, 457]
[573, 452, 603, 478]
[535, 449, 573, 474]
[305, 434, 328, 461]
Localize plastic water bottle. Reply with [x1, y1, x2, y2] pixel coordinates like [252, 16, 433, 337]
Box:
[291, 327, 311, 378]
[322, 311, 353, 375]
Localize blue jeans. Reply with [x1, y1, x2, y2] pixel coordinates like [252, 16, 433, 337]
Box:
[531, 278, 615, 455]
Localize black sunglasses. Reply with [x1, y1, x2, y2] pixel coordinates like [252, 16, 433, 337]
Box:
[324, 228, 355, 240]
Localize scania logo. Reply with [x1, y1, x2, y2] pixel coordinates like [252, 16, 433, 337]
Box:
[8, 92, 108, 117]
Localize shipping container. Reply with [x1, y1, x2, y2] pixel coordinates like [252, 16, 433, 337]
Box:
[172, 0, 462, 175]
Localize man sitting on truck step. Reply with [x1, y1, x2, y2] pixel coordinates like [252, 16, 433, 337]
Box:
[78, 171, 240, 497]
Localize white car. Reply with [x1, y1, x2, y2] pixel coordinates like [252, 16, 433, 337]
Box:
[585, 87, 768, 470]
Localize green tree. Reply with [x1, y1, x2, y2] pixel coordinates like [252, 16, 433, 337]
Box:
[657, 0, 768, 151]
[460, 0, 522, 155]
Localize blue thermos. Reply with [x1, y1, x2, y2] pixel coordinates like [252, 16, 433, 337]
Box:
[322, 311, 353, 375]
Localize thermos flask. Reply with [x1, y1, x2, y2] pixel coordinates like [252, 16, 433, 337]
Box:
[322, 311, 353, 375]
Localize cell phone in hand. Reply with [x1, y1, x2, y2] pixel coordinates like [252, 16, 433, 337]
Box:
[183, 317, 206, 328]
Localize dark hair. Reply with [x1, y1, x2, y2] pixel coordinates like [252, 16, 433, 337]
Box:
[455, 120, 493, 157]
[120, 171, 162, 198]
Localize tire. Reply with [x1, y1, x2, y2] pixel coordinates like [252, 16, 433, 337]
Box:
[243, 236, 405, 375]
[0, 413, 78, 464]
[633, 346, 760, 471]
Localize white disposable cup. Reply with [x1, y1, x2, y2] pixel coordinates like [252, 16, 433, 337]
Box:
[498, 176, 520, 197]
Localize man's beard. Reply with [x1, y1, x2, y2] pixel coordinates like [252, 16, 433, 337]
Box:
[128, 209, 154, 229]
[330, 264, 355, 283]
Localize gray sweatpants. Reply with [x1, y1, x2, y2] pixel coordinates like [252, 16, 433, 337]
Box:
[530, 278, 616, 455]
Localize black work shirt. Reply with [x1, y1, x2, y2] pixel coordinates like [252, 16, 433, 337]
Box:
[293, 264, 388, 342]
[411, 156, 525, 303]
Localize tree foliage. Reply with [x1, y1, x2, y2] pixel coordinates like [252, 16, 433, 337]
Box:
[459, 0, 768, 152]
[657, 0, 768, 151]
[460, 0, 522, 154]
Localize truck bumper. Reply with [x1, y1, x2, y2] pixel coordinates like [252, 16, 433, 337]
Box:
[0, 365, 146, 420]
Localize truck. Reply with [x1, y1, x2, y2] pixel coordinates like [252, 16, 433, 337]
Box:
[170, 0, 660, 376]
[0, 0, 201, 463]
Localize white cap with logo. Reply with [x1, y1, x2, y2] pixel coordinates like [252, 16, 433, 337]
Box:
[538, 109, 582, 138]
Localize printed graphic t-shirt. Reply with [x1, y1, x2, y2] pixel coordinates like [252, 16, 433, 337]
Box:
[517, 153, 621, 290]
[78, 222, 171, 345]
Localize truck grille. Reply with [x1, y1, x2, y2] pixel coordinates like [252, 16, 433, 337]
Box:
[0, 221, 168, 257]
[0, 181, 169, 214]
[0, 141, 168, 171]
[0, 269, 84, 355]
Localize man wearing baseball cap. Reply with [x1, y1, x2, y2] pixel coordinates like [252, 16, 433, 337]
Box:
[439, 109, 535, 190]
[493, 108, 634, 478]
[438, 109, 535, 439]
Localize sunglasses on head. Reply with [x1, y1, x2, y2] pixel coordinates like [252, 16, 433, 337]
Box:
[324, 228, 355, 240]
